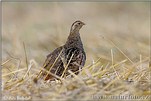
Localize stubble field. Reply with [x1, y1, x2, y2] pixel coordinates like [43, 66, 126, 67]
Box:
[2, 2, 150, 101]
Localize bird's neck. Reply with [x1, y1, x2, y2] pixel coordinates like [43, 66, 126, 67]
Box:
[65, 30, 83, 49]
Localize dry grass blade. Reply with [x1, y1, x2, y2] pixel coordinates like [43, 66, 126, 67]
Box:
[100, 34, 134, 64]
[23, 42, 29, 76]
[23, 60, 34, 79]
[2, 68, 27, 77]
[61, 53, 75, 78]
[111, 49, 120, 80]
[1, 58, 11, 66]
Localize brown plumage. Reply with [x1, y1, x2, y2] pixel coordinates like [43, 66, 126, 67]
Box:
[39, 20, 86, 81]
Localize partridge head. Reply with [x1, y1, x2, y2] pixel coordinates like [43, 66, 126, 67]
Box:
[70, 20, 85, 33]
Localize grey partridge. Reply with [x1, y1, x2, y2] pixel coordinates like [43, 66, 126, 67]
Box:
[39, 20, 86, 81]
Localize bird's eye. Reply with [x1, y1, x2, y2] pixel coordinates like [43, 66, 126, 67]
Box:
[78, 23, 80, 25]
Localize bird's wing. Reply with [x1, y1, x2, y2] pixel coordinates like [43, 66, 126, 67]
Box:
[40, 46, 65, 80]
[43, 46, 64, 70]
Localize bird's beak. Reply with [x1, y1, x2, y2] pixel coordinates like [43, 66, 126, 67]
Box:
[83, 22, 86, 25]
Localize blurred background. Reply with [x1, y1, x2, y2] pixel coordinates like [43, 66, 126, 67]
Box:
[2, 2, 150, 66]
